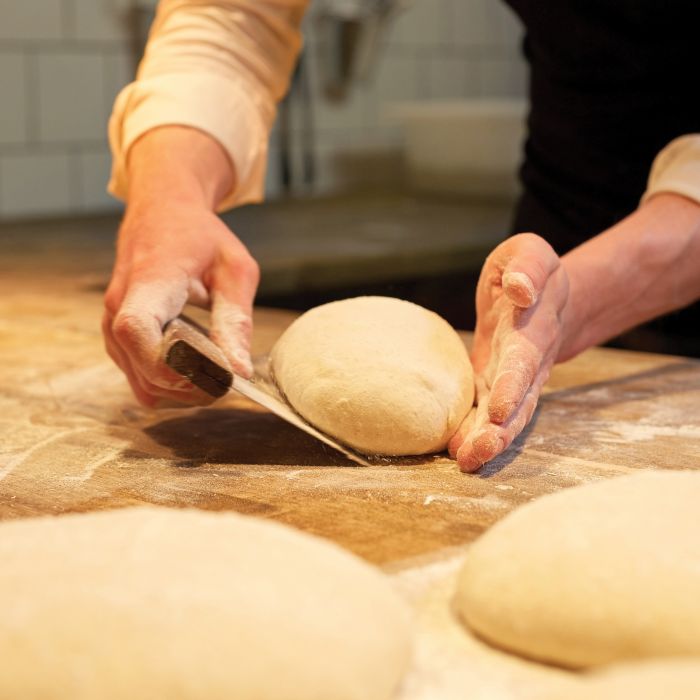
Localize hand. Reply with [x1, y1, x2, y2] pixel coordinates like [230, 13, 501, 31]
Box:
[449, 233, 570, 471]
[102, 127, 259, 407]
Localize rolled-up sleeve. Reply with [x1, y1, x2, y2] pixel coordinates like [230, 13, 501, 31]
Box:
[643, 134, 700, 206]
[108, 0, 308, 210]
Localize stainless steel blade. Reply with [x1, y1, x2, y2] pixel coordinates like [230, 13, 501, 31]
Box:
[162, 317, 371, 467]
[232, 375, 371, 467]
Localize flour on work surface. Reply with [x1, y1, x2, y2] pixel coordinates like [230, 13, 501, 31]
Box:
[391, 555, 579, 700]
[594, 421, 700, 444]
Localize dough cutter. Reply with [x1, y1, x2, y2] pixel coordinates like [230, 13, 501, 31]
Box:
[161, 316, 371, 467]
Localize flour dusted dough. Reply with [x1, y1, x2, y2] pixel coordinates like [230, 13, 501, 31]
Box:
[549, 660, 700, 700]
[0, 507, 411, 700]
[454, 471, 700, 668]
[271, 297, 474, 456]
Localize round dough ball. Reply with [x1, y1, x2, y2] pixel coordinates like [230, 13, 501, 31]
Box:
[0, 507, 411, 700]
[549, 659, 700, 700]
[271, 296, 474, 456]
[454, 471, 700, 668]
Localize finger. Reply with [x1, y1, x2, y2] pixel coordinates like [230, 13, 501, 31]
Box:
[111, 277, 193, 391]
[105, 310, 209, 406]
[112, 279, 216, 403]
[458, 425, 504, 473]
[211, 298, 254, 378]
[448, 407, 477, 458]
[209, 247, 259, 378]
[502, 271, 538, 308]
[187, 278, 210, 308]
[457, 370, 547, 472]
[103, 312, 157, 406]
[487, 339, 541, 424]
[448, 376, 490, 459]
[496, 233, 560, 308]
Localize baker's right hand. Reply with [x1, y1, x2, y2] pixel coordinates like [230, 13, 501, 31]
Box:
[102, 127, 259, 407]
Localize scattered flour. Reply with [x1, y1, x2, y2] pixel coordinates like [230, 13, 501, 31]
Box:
[391, 554, 580, 700]
[595, 422, 700, 444]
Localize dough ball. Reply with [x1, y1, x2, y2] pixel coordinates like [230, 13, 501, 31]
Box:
[454, 471, 700, 668]
[0, 507, 411, 700]
[548, 659, 700, 700]
[271, 296, 474, 456]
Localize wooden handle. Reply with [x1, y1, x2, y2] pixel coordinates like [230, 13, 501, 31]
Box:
[161, 316, 233, 399]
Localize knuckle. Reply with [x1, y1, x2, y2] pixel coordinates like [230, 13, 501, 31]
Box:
[221, 245, 259, 281]
[112, 311, 143, 345]
[211, 305, 253, 345]
[239, 251, 260, 286]
[236, 313, 253, 335]
[248, 255, 261, 285]
[103, 287, 121, 316]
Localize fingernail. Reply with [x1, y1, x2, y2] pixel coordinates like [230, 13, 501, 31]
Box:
[503, 271, 537, 307]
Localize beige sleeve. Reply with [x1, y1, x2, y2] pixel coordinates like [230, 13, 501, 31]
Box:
[642, 134, 700, 206]
[108, 0, 309, 211]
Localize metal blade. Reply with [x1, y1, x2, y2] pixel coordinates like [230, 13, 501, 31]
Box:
[232, 375, 371, 467]
[162, 316, 371, 467]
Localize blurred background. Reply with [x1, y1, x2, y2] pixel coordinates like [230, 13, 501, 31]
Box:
[0, 0, 527, 328]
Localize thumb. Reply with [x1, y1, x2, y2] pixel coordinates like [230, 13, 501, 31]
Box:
[500, 233, 560, 308]
[209, 246, 260, 378]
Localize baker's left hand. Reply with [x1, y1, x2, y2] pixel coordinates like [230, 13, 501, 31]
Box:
[449, 233, 570, 471]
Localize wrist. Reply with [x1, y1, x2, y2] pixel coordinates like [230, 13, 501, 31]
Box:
[555, 192, 700, 361]
[556, 257, 592, 361]
[126, 126, 235, 211]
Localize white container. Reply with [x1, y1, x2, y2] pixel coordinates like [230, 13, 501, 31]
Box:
[390, 99, 527, 201]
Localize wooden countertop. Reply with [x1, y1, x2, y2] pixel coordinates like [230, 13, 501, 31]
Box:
[1, 271, 699, 570]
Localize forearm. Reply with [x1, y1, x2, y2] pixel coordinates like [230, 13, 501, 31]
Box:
[109, 1, 308, 210]
[105, 126, 261, 402]
[559, 193, 700, 360]
[126, 126, 234, 212]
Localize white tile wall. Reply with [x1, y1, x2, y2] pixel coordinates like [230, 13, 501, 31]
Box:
[479, 56, 528, 97]
[449, 0, 492, 48]
[0, 52, 28, 145]
[369, 51, 425, 104]
[70, 0, 132, 42]
[0, 0, 64, 42]
[426, 55, 480, 100]
[483, 1, 524, 48]
[37, 51, 107, 143]
[388, 0, 446, 48]
[103, 48, 134, 113]
[0, 0, 526, 220]
[0, 151, 73, 217]
[78, 148, 120, 211]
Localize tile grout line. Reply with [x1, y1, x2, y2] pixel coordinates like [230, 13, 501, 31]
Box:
[60, 0, 77, 40]
[23, 49, 40, 146]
